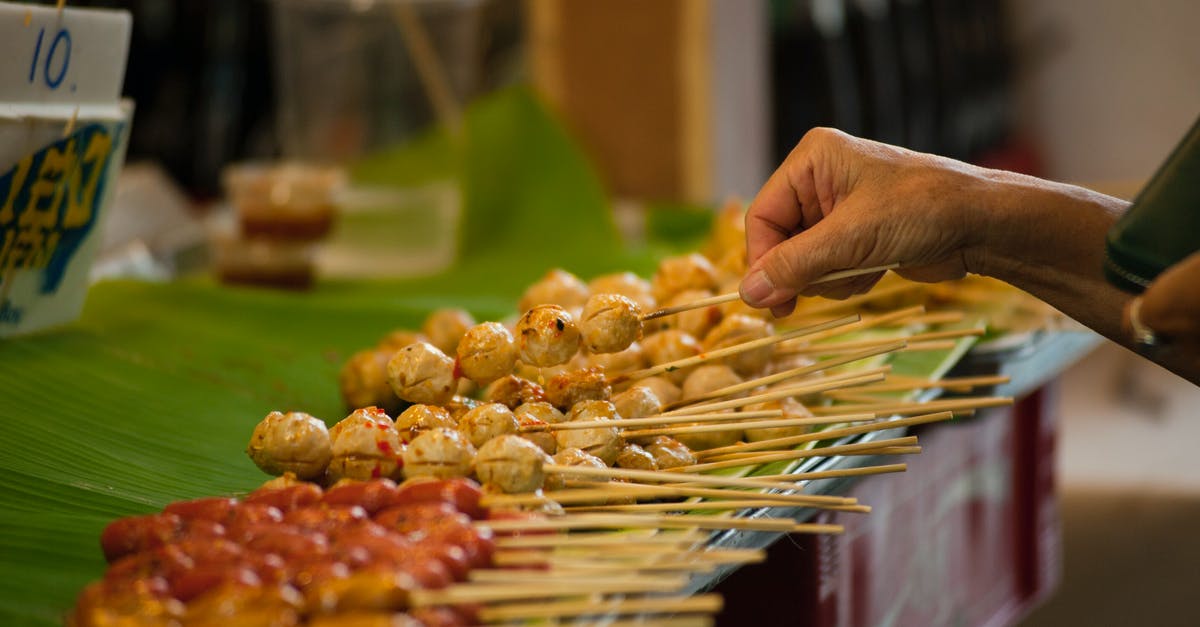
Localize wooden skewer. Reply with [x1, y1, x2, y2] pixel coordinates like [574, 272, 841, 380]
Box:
[477, 594, 725, 622]
[830, 374, 1011, 394]
[489, 554, 720, 574]
[544, 463, 860, 495]
[413, 576, 688, 605]
[748, 462, 908, 482]
[477, 512, 811, 533]
[532, 409, 785, 433]
[695, 410, 954, 459]
[807, 396, 1013, 416]
[617, 314, 860, 382]
[904, 311, 968, 326]
[898, 340, 959, 352]
[493, 531, 706, 549]
[874, 445, 922, 455]
[640, 264, 898, 322]
[784, 305, 926, 346]
[495, 546, 766, 563]
[565, 499, 872, 514]
[486, 482, 853, 508]
[671, 436, 919, 473]
[822, 392, 895, 404]
[778, 327, 984, 356]
[570, 618, 714, 627]
[667, 345, 905, 410]
[622, 414, 875, 439]
[780, 282, 926, 324]
[661, 371, 887, 416]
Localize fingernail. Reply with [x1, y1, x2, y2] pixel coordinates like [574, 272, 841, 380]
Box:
[740, 270, 775, 305]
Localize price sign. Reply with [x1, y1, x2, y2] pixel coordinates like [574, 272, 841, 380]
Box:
[0, 2, 132, 337]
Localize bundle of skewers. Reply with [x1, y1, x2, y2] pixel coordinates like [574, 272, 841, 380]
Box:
[73, 202, 1024, 625]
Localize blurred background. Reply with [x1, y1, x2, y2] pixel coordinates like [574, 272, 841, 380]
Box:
[39, 0, 1200, 623]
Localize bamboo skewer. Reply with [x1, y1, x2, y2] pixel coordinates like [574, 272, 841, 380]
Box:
[660, 371, 887, 416]
[412, 576, 689, 605]
[476, 512, 840, 533]
[747, 462, 908, 482]
[780, 282, 927, 322]
[786, 305, 927, 346]
[486, 483, 854, 508]
[622, 414, 879, 440]
[616, 314, 861, 382]
[695, 410, 954, 459]
[488, 554, 720, 574]
[493, 531, 706, 549]
[640, 264, 898, 322]
[530, 409, 786, 433]
[777, 327, 984, 356]
[670, 436, 919, 473]
[477, 595, 724, 623]
[667, 347, 904, 409]
[899, 340, 959, 352]
[565, 499, 871, 514]
[835, 374, 1010, 394]
[807, 396, 1013, 416]
[544, 463, 859, 494]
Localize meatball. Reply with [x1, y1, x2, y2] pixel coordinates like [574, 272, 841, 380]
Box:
[585, 342, 647, 376]
[615, 444, 658, 471]
[681, 365, 744, 401]
[515, 305, 581, 368]
[457, 403, 519, 448]
[514, 402, 566, 455]
[703, 314, 776, 377]
[552, 447, 609, 483]
[588, 271, 656, 311]
[612, 386, 663, 421]
[579, 293, 642, 354]
[474, 435, 552, 494]
[376, 330, 427, 352]
[246, 411, 333, 480]
[651, 253, 719, 303]
[422, 308, 475, 355]
[338, 348, 402, 414]
[643, 289, 721, 340]
[544, 367, 612, 411]
[518, 268, 590, 314]
[402, 428, 476, 480]
[445, 395, 481, 422]
[483, 375, 548, 409]
[556, 401, 624, 465]
[640, 329, 701, 384]
[644, 436, 697, 469]
[326, 407, 406, 482]
[394, 404, 456, 443]
[633, 377, 683, 405]
[743, 397, 813, 442]
[387, 341, 457, 405]
[456, 322, 518, 384]
[673, 416, 743, 452]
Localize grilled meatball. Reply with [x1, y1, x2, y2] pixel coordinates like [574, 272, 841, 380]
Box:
[514, 401, 565, 455]
[651, 253, 719, 303]
[376, 330, 427, 352]
[702, 314, 775, 377]
[644, 436, 697, 469]
[474, 435, 552, 494]
[681, 365, 744, 401]
[555, 401, 624, 465]
[456, 322, 518, 384]
[457, 403, 519, 448]
[483, 375, 548, 409]
[518, 268, 590, 314]
[612, 386, 663, 421]
[640, 329, 701, 385]
[579, 293, 642, 354]
[246, 411, 333, 480]
[615, 444, 658, 471]
[513, 415, 557, 455]
[327, 407, 406, 482]
[387, 341, 457, 405]
[633, 376, 683, 405]
[644, 289, 721, 340]
[743, 397, 813, 442]
[422, 308, 475, 355]
[445, 395, 481, 422]
[339, 349, 403, 414]
[544, 367, 612, 410]
[402, 428, 476, 480]
[587, 271, 656, 311]
[585, 342, 647, 377]
[515, 305, 581, 367]
[672, 415, 743, 452]
[552, 447, 609, 482]
[394, 404, 456, 443]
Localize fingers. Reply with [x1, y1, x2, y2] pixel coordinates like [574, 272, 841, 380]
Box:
[739, 213, 868, 308]
[744, 133, 831, 269]
[1134, 251, 1200, 343]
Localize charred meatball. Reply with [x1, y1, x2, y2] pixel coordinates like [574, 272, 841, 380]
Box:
[474, 435, 552, 494]
[327, 407, 406, 482]
[544, 367, 612, 411]
[387, 341, 457, 405]
[483, 375, 548, 409]
[518, 268, 590, 314]
[702, 314, 776, 377]
[338, 348, 402, 414]
[246, 411, 333, 480]
[457, 403, 520, 448]
[644, 436, 697, 469]
[579, 293, 642, 354]
[515, 305, 582, 368]
[651, 253, 719, 303]
[640, 329, 702, 384]
[394, 404, 456, 443]
[456, 322, 519, 384]
[555, 401, 624, 465]
[422, 308, 475, 355]
[402, 428, 476, 479]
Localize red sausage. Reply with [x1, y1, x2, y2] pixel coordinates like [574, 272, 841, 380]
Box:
[391, 479, 485, 520]
[243, 527, 329, 560]
[244, 483, 323, 512]
[99, 513, 183, 563]
[374, 503, 469, 535]
[168, 562, 261, 603]
[282, 505, 368, 534]
[322, 479, 399, 514]
[162, 497, 239, 523]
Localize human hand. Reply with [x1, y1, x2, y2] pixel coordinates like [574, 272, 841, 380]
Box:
[1124, 251, 1200, 362]
[739, 127, 985, 317]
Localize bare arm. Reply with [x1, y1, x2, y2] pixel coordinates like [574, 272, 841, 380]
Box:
[739, 128, 1200, 383]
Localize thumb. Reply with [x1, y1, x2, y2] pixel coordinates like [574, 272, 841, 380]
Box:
[739, 215, 869, 308]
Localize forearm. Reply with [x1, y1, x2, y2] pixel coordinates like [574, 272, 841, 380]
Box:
[958, 167, 1132, 342]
